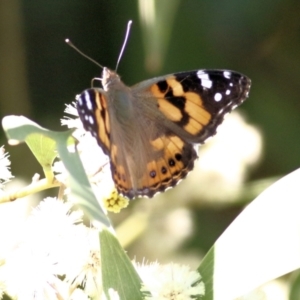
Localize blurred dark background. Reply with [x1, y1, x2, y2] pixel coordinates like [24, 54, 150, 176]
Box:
[1, 0, 300, 180]
[1, 0, 300, 277]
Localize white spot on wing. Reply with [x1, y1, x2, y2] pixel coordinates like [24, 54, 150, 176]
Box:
[214, 93, 222, 102]
[197, 71, 213, 89]
[84, 91, 93, 110]
[226, 89, 231, 95]
[89, 116, 94, 124]
[223, 71, 231, 79]
[197, 70, 208, 79]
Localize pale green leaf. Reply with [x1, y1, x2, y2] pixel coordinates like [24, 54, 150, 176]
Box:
[199, 169, 300, 300]
[2, 115, 110, 226]
[100, 229, 142, 300]
[26, 134, 57, 169]
[290, 271, 300, 300]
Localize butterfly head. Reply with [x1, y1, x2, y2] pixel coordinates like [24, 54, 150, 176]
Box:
[102, 67, 121, 91]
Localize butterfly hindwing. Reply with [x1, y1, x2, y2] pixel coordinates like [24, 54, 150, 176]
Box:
[111, 134, 197, 198]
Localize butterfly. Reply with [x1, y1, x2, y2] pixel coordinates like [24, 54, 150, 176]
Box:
[76, 67, 251, 199]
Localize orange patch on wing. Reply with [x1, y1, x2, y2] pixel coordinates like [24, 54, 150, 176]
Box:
[141, 135, 187, 190]
[150, 137, 165, 151]
[166, 77, 184, 96]
[185, 91, 202, 106]
[184, 118, 203, 135]
[184, 94, 211, 124]
[168, 135, 185, 149]
[165, 136, 185, 175]
[157, 98, 182, 121]
[110, 144, 118, 163]
[143, 160, 161, 187]
[150, 78, 184, 122]
[155, 158, 172, 182]
[150, 83, 167, 98]
[157, 136, 185, 177]
[95, 110, 110, 150]
[113, 164, 126, 182]
[94, 93, 110, 150]
[183, 92, 212, 135]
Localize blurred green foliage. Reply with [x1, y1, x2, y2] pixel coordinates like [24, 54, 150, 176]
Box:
[1, 0, 300, 179]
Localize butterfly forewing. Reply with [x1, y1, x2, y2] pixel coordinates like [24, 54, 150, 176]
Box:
[76, 69, 251, 199]
[77, 89, 111, 155]
[146, 70, 251, 143]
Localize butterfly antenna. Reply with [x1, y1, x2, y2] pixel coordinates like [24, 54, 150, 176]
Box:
[65, 39, 103, 69]
[115, 20, 132, 71]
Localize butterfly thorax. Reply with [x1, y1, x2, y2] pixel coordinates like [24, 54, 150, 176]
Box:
[101, 68, 136, 127]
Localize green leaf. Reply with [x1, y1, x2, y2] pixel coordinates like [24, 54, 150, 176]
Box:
[100, 229, 143, 300]
[198, 168, 300, 300]
[2, 115, 110, 226]
[198, 248, 214, 300]
[26, 134, 58, 180]
[26, 134, 57, 168]
[3, 116, 61, 170]
[290, 271, 300, 300]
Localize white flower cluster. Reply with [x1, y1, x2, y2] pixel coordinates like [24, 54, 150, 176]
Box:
[136, 261, 205, 300]
[0, 197, 102, 299]
[0, 146, 13, 189]
[0, 197, 204, 300]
